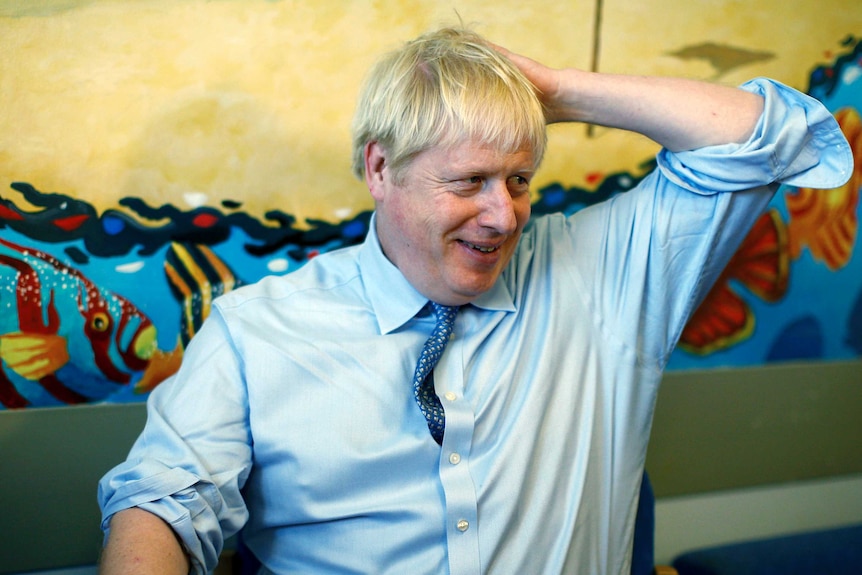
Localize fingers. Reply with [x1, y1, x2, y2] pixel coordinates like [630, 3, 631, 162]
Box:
[489, 41, 572, 124]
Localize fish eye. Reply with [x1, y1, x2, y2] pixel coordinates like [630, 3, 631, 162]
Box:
[90, 312, 111, 332]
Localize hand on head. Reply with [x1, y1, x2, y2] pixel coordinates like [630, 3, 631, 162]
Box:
[488, 42, 574, 125]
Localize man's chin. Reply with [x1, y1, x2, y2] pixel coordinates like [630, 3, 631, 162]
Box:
[443, 275, 499, 304]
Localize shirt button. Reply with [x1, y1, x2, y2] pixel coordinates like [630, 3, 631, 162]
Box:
[444, 391, 457, 402]
[456, 519, 469, 532]
[449, 452, 461, 465]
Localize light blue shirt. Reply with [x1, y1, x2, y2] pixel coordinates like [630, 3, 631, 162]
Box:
[99, 79, 851, 575]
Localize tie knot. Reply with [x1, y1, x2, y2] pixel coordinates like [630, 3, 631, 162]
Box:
[431, 302, 458, 325]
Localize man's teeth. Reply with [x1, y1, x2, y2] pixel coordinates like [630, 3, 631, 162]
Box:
[463, 241, 497, 253]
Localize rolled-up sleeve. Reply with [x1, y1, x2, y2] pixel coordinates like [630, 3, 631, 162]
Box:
[656, 78, 853, 192]
[569, 77, 853, 368]
[98, 310, 252, 574]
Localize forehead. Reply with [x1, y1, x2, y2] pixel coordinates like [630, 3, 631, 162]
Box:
[415, 138, 537, 174]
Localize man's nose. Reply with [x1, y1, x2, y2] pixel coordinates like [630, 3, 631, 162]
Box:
[477, 180, 518, 233]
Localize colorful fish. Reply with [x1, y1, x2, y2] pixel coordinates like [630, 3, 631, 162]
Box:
[134, 242, 243, 394]
[785, 106, 861, 271]
[0, 238, 157, 408]
[164, 242, 241, 348]
[679, 209, 790, 355]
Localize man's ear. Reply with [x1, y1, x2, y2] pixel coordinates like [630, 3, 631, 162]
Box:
[364, 141, 388, 201]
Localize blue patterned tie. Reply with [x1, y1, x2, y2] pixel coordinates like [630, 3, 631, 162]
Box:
[413, 303, 458, 444]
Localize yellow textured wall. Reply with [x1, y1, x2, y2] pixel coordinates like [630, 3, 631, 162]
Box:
[1, 0, 860, 223]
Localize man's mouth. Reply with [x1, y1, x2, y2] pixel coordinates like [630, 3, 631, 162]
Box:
[460, 240, 499, 253]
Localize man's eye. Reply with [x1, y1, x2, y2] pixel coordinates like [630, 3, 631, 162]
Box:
[468, 176, 483, 184]
[508, 175, 530, 190]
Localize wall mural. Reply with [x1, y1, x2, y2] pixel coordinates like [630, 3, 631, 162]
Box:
[0, 1, 860, 408]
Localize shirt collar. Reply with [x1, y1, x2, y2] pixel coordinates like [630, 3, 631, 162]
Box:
[358, 213, 516, 334]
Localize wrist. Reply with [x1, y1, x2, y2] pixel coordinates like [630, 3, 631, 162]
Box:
[545, 68, 597, 124]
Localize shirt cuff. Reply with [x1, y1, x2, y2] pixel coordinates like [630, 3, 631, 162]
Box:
[99, 464, 223, 575]
[655, 77, 853, 193]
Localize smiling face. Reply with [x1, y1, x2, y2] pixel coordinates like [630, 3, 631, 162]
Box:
[365, 138, 535, 306]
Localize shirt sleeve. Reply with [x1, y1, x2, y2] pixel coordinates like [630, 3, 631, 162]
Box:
[564, 78, 852, 369]
[656, 78, 853, 192]
[97, 309, 252, 574]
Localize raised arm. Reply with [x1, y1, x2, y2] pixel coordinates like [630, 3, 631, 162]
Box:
[100, 508, 189, 575]
[497, 47, 764, 152]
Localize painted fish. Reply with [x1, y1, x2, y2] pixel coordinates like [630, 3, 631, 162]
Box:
[679, 209, 789, 355]
[134, 242, 242, 394]
[0, 238, 157, 408]
[785, 106, 861, 271]
[164, 242, 240, 348]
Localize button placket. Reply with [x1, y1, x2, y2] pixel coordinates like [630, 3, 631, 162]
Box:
[434, 314, 480, 574]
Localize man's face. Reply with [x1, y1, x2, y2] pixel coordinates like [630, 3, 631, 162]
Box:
[365, 138, 534, 306]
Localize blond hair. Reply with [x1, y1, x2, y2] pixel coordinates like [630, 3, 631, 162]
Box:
[351, 27, 546, 181]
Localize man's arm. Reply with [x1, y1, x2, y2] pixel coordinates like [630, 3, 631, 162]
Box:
[100, 508, 189, 575]
[498, 47, 764, 152]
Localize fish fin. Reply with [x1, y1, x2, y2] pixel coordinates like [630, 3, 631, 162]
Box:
[679, 283, 755, 355]
[0, 332, 70, 380]
[730, 209, 789, 302]
[133, 339, 184, 394]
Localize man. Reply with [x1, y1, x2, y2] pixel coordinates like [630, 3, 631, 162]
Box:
[98, 27, 851, 574]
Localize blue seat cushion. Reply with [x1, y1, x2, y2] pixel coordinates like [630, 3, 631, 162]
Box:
[672, 524, 862, 575]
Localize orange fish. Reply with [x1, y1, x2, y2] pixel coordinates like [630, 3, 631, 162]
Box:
[785, 107, 861, 271]
[679, 209, 789, 355]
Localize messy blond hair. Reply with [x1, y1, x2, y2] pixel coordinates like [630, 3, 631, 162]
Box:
[351, 27, 546, 181]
